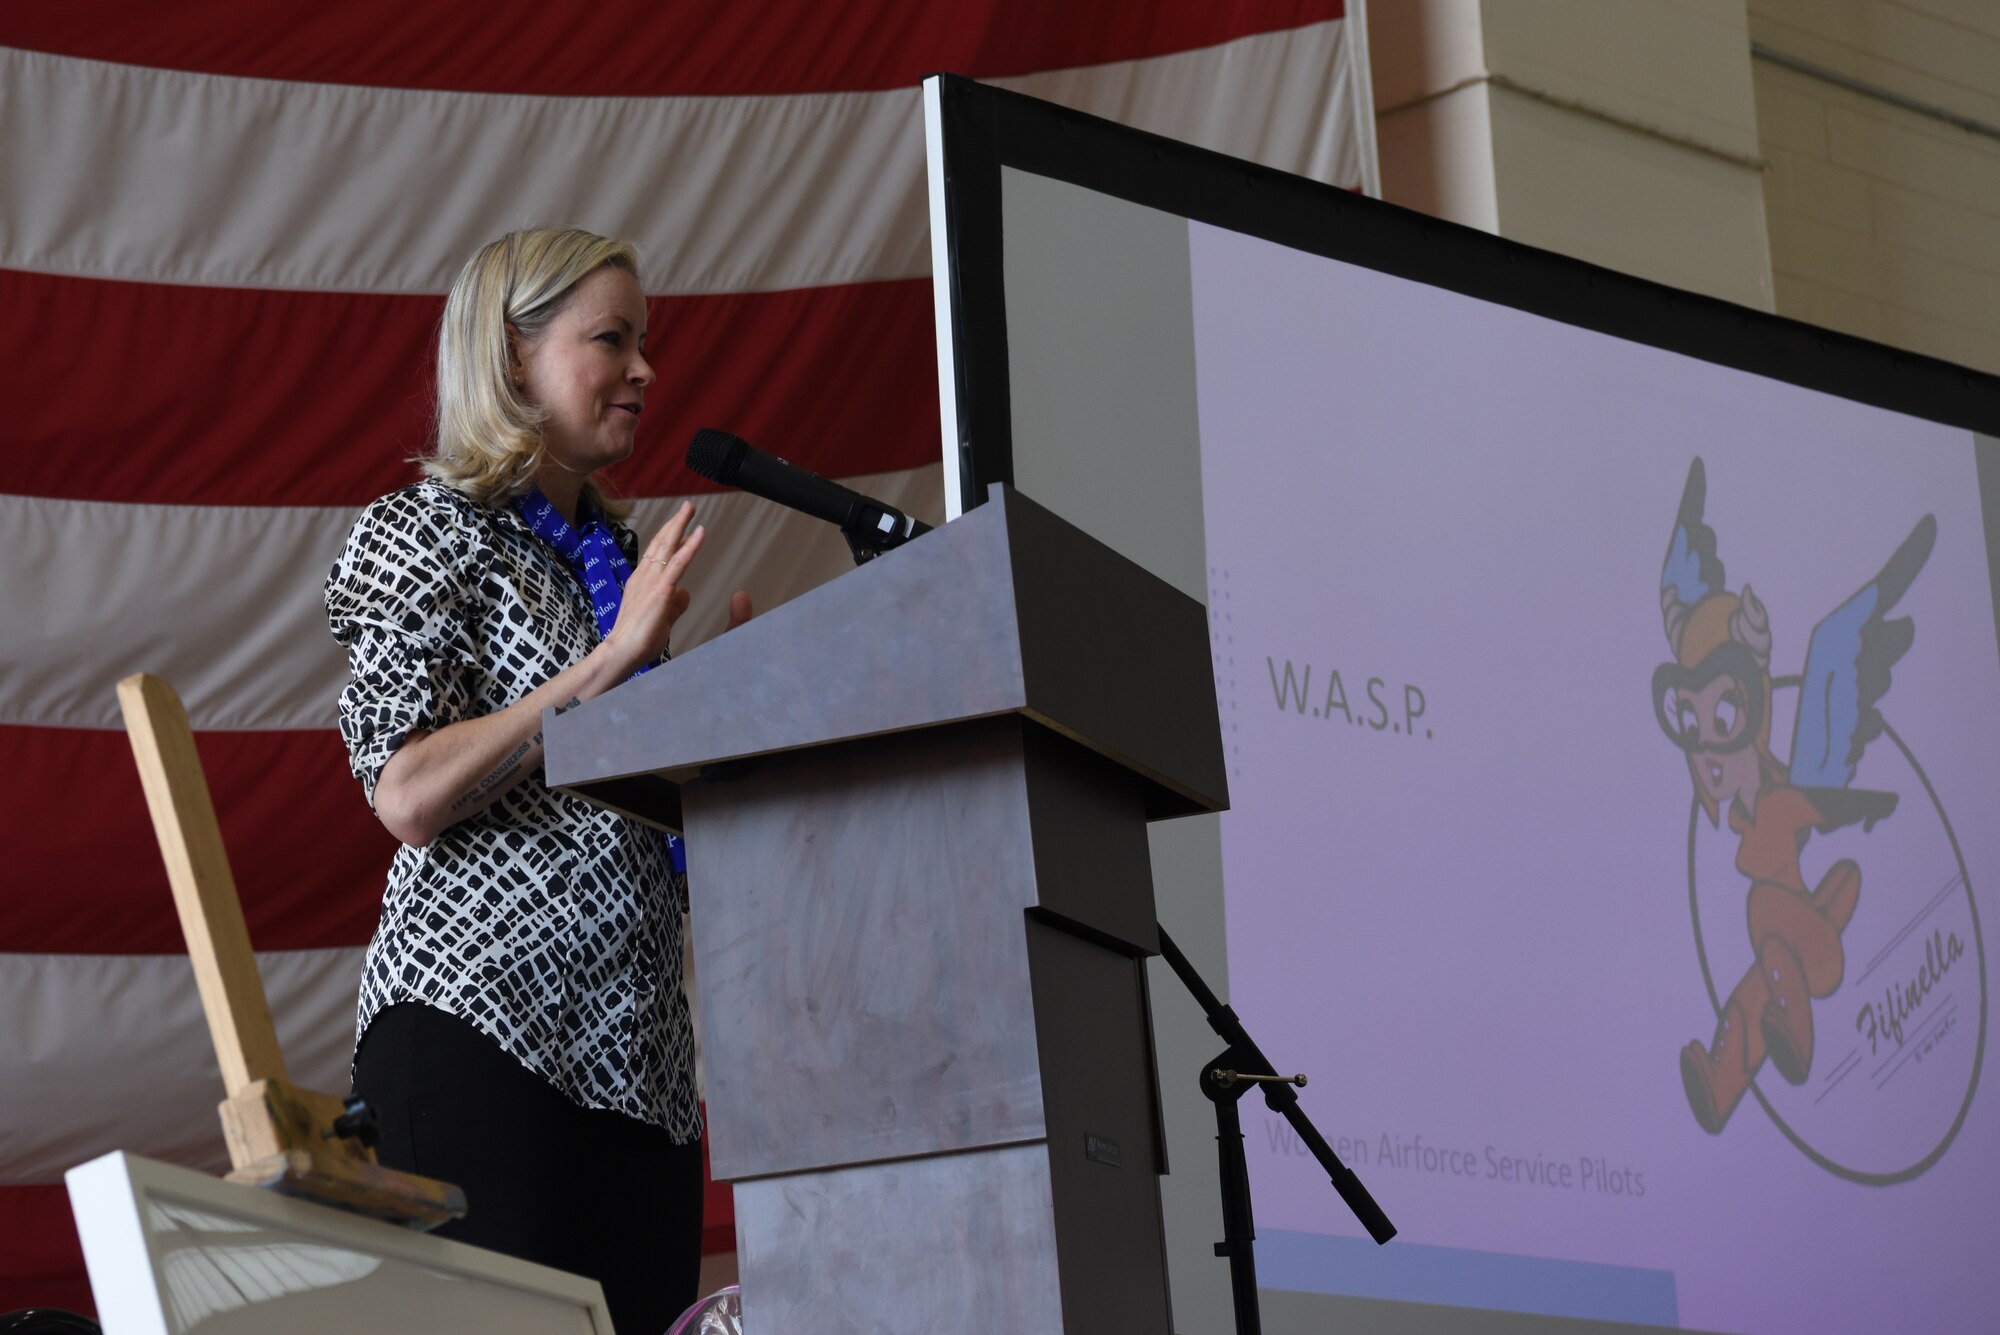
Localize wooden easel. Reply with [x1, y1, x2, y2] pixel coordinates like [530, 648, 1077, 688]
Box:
[117, 673, 465, 1228]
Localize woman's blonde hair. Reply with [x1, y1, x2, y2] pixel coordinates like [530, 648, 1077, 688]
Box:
[425, 227, 640, 516]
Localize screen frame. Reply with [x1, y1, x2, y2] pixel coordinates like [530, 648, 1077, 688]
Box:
[921, 70, 2000, 1335]
[922, 72, 2000, 521]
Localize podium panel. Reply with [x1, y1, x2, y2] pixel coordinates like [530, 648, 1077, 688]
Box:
[733, 1145, 1064, 1335]
[687, 716, 1163, 1181]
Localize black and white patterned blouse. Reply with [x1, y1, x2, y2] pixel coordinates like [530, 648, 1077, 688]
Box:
[324, 479, 700, 1140]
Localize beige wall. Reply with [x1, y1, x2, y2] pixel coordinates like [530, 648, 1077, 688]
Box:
[1372, 1, 1774, 310]
[1372, 0, 1501, 232]
[1750, 0, 2000, 374]
[1370, 0, 2000, 375]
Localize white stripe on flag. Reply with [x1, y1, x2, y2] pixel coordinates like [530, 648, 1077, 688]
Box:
[0, 22, 1356, 296]
[0, 466, 943, 730]
[0, 947, 366, 1182]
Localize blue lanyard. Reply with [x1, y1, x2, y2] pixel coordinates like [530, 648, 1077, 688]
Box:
[515, 487, 687, 875]
[514, 487, 632, 643]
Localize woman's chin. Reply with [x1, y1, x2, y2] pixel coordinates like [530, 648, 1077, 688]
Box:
[545, 442, 633, 478]
[599, 430, 639, 468]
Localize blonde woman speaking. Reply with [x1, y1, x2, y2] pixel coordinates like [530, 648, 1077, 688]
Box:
[326, 227, 748, 1331]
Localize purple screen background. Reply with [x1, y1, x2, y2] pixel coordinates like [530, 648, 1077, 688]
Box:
[1188, 221, 2000, 1334]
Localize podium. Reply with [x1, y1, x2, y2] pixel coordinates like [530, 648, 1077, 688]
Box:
[546, 485, 1227, 1334]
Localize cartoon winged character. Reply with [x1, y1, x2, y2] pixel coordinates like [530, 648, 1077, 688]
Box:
[1655, 458, 1935, 1134]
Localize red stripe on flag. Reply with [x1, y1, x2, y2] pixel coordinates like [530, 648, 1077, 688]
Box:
[0, 2, 1342, 97]
[0, 1184, 94, 1318]
[697, 1104, 736, 1256]
[2, 725, 394, 955]
[2, 270, 940, 508]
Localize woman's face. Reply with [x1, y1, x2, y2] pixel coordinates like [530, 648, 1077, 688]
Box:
[515, 265, 654, 478]
[1673, 674, 1763, 814]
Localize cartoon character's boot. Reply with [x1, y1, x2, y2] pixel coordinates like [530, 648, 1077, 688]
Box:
[1681, 990, 1765, 1135]
[1758, 936, 1814, 1085]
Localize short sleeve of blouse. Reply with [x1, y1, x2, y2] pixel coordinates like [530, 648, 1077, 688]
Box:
[324, 485, 484, 809]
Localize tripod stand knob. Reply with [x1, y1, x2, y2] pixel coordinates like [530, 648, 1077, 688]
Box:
[331, 1096, 381, 1150]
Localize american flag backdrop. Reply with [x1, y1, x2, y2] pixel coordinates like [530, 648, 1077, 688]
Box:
[0, 1, 1373, 1312]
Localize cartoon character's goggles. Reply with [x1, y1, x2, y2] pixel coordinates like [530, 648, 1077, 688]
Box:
[1652, 641, 1766, 754]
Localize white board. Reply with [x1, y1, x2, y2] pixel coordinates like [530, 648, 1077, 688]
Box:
[66, 1152, 613, 1334]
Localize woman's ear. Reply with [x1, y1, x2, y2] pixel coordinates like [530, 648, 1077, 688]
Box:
[505, 321, 526, 390]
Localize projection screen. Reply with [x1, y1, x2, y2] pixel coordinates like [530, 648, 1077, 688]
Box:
[924, 74, 2000, 1335]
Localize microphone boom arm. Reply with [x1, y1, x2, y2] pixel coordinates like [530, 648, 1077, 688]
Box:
[1156, 926, 1395, 1335]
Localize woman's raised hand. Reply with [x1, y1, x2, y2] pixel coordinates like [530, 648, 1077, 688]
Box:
[607, 501, 704, 672]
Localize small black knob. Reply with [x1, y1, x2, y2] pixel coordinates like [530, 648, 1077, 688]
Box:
[332, 1096, 381, 1149]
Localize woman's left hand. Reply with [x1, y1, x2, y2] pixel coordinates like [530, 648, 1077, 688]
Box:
[605, 501, 704, 674]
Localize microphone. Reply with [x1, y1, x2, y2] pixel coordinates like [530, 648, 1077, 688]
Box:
[686, 428, 932, 565]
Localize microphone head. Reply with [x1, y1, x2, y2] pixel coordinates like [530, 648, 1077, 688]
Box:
[686, 428, 749, 485]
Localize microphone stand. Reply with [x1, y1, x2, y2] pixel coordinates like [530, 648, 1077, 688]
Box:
[840, 503, 931, 565]
[1156, 927, 1396, 1335]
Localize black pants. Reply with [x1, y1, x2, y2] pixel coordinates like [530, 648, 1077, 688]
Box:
[353, 1002, 703, 1335]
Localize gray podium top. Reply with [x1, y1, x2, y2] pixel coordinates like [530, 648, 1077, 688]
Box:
[544, 483, 1227, 823]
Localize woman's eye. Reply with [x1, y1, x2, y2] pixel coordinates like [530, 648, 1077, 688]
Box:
[1676, 699, 1698, 737]
[1715, 696, 1740, 735]
[597, 332, 621, 346]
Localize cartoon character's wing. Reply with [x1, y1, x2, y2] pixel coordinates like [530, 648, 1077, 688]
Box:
[1789, 514, 1936, 827]
[1660, 459, 1724, 657]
